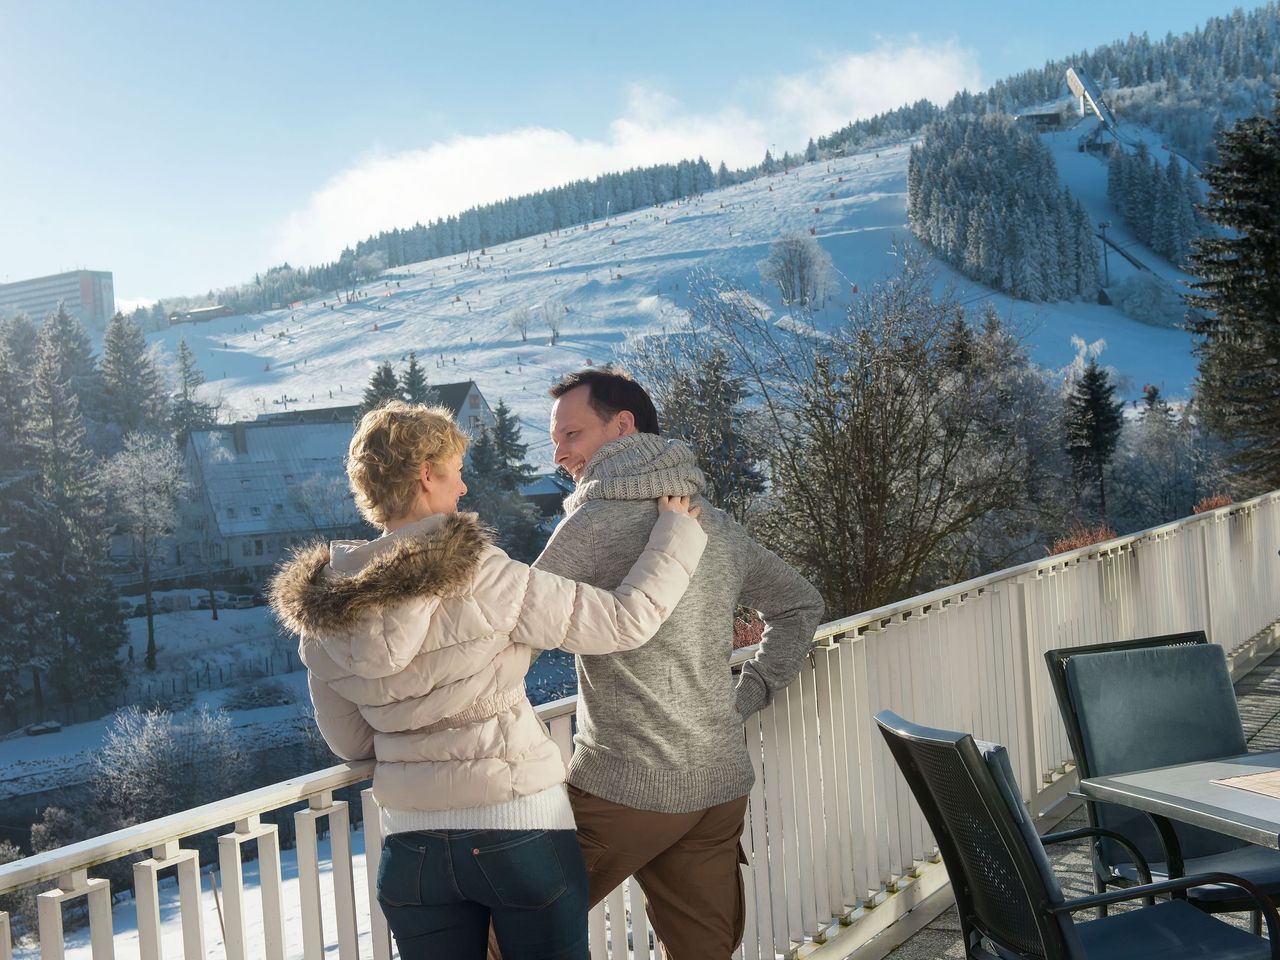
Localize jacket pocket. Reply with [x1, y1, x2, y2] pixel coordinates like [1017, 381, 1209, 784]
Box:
[377, 834, 426, 907]
[473, 830, 568, 909]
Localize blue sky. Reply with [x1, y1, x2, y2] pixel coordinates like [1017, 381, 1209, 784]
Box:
[0, 0, 1256, 304]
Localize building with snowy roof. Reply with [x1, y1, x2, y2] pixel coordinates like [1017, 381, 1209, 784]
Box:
[173, 382, 496, 584]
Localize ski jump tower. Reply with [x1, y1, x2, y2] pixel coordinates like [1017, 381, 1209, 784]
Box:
[1066, 66, 1118, 130]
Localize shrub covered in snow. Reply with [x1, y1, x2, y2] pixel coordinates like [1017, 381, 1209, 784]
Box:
[1112, 273, 1185, 329]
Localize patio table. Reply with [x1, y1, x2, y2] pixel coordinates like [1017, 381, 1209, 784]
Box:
[1078, 749, 1280, 850]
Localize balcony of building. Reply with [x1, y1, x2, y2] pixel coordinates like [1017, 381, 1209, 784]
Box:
[1, 490, 1278, 960]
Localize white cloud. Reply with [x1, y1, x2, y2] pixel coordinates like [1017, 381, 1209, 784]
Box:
[768, 39, 984, 144]
[272, 39, 980, 268]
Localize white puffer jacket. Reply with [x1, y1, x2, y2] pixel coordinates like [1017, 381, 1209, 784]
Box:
[269, 510, 705, 818]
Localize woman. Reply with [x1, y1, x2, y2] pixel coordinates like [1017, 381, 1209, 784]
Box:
[269, 401, 705, 960]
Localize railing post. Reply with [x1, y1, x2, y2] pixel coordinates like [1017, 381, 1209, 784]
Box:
[217, 814, 285, 960]
[1015, 577, 1049, 816]
[294, 791, 358, 960]
[1200, 519, 1216, 646]
[1, 910, 12, 960]
[134, 840, 205, 960]
[37, 869, 114, 960]
[360, 789, 392, 960]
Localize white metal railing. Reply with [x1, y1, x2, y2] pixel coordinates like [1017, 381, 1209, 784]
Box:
[2, 490, 1278, 960]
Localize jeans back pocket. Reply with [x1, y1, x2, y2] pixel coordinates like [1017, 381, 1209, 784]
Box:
[377, 834, 427, 908]
[472, 830, 568, 910]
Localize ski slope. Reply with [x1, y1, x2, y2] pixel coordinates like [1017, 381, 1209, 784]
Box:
[146, 138, 1199, 469]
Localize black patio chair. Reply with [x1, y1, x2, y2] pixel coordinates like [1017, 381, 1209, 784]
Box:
[1045, 634, 1280, 924]
[875, 709, 1280, 959]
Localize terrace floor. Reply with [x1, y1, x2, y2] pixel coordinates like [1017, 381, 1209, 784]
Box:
[885, 646, 1280, 959]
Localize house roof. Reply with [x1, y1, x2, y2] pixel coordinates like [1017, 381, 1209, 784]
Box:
[190, 382, 491, 539]
[188, 421, 359, 538]
[520, 472, 575, 499]
[253, 381, 483, 424]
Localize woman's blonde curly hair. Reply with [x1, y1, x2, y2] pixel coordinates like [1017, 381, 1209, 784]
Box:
[346, 401, 469, 527]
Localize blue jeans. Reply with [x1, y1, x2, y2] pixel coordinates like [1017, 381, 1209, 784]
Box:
[376, 829, 589, 960]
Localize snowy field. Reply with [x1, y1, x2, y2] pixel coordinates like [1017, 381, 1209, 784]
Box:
[145, 128, 1201, 471]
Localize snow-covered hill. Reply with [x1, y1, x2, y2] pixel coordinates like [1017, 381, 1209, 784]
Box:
[147, 134, 1199, 469]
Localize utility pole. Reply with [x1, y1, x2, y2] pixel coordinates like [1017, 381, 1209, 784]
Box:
[1098, 221, 1112, 287]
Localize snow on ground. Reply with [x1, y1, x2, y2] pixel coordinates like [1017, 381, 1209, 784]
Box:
[120, 600, 286, 679]
[146, 137, 1200, 471]
[13, 825, 376, 959]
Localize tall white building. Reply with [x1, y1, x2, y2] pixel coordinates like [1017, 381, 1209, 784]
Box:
[0, 269, 115, 332]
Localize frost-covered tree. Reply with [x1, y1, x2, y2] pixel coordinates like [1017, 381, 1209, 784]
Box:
[37, 302, 102, 431]
[908, 116, 1099, 302]
[99, 433, 189, 671]
[1065, 357, 1125, 518]
[93, 704, 246, 825]
[663, 348, 764, 523]
[100, 311, 168, 441]
[355, 249, 388, 280]
[461, 409, 542, 562]
[761, 233, 835, 308]
[170, 337, 217, 439]
[1108, 393, 1220, 531]
[1106, 145, 1202, 264]
[508, 306, 532, 343]
[542, 298, 565, 346]
[27, 331, 124, 718]
[687, 252, 1047, 614]
[1186, 93, 1280, 492]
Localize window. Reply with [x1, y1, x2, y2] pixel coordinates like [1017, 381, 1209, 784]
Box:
[227, 507, 237, 519]
[240, 479, 251, 489]
[469, 394, 481, 408]
[470, 415, 482, 429]
[242, 541, 252, 557]
[251, 506, 262, 516]
[273, 503, 284, 513]
[284, 474, 296, 485]
[254, 539, 264, 556]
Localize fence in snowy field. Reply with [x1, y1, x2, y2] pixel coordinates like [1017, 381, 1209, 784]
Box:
[1, 490, 1278, 959]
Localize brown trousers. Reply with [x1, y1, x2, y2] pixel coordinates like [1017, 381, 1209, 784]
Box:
[570, 784, 749, 960]
[487, 787, 749, 960]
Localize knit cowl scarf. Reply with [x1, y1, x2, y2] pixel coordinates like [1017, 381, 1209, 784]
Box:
[562, 433, 706, 515]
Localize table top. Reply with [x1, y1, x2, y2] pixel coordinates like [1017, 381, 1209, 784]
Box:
[1078, 750, 1280, 849]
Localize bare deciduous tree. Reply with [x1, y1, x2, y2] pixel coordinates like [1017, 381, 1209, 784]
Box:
[689, 251, 1046, 615]
[509, 306, 532, 342]
[760, 233, 835, 308]
[99, 433, 188, 671]
[290, 473, 366, 537]
[541, 297, 566, 345]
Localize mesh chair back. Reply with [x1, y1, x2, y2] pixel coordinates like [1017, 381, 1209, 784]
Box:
[877, 711, 1076, 959]
[1064, 642, 1249, 866]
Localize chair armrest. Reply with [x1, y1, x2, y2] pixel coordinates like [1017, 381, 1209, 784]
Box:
[1071, 791, 1186, 882]
[1041, 827, 1153, 886]
[1052, 872, 1280, 958]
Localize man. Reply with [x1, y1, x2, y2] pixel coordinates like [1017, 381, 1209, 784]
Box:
[536, 368, 824, 959]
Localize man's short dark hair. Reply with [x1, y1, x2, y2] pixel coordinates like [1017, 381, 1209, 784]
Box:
[550, 368, 661, 435]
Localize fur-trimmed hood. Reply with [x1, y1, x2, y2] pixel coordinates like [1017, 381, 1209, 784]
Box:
[269, 511, 493, 652]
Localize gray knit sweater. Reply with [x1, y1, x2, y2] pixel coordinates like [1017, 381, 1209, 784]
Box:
[534, 433, 824, 813]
